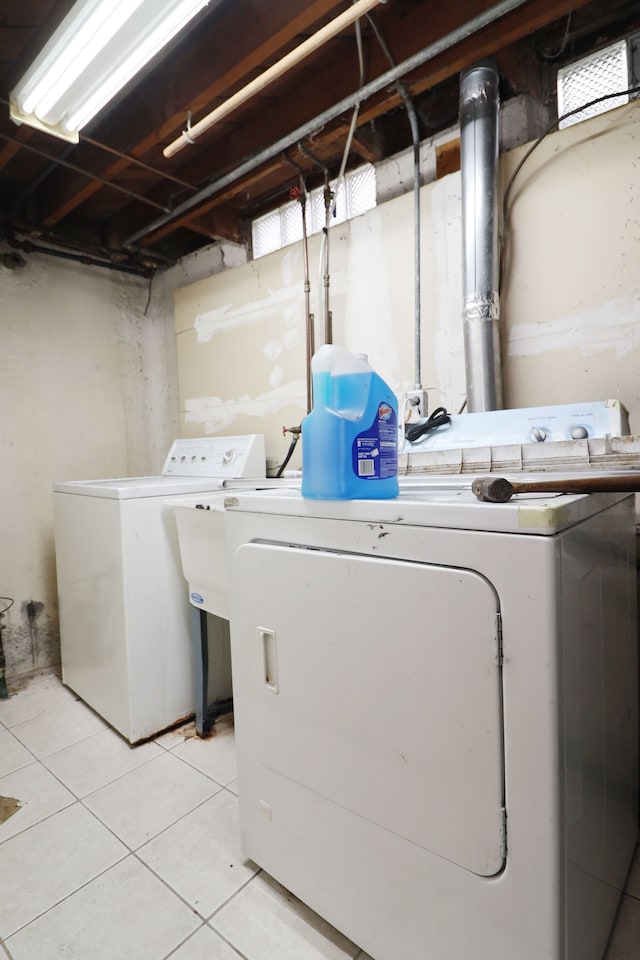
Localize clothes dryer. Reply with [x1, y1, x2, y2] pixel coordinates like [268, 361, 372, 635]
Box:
[224, 481, 638, 960]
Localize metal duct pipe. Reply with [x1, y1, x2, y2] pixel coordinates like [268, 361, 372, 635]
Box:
[460, 61, 503, 412]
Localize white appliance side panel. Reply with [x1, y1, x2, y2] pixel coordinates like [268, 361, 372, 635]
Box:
[54, 492, 132, 735]
[560, 498, 639, 960]
[232, 543, 505, 878]
[119, 498, 196, 741]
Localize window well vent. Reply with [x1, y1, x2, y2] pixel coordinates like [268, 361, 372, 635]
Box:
[557, 40, 629, 129]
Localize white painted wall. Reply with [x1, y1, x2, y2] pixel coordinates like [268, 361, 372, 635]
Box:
[175, 100, 640, 466]
[0, 252, 184, 680]
[174, 172, 465, 470]
[500, 101, 640, 419]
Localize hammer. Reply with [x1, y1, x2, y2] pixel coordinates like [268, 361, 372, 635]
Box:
[472, 474, 640, 503]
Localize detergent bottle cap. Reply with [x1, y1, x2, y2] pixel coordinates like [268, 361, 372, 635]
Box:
[311, 344, 370, 376]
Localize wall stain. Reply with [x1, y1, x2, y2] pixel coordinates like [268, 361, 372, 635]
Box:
[22, 600, 45, 667]
[0, 796, 22, 825]
[4, 601, 59, 681]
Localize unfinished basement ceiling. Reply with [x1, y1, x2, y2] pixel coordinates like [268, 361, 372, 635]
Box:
[0, 0, 639, 275]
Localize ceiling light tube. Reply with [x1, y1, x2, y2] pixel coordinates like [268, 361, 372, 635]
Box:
[32, 2, 145, 123]
[10, 0, 211, 143]
[163, 0, 385, 159]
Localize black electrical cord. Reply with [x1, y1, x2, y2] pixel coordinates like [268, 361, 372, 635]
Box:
[405, 406, 451, 443]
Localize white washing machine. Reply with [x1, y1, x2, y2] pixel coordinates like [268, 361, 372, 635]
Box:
[52, 435, 265, 743]
[223, 482, 638, 960]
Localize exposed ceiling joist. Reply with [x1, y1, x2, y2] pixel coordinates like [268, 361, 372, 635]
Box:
[0, 0, 638, 273]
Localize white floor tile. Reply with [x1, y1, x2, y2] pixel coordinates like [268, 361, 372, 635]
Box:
[167, 925, 243, 959]
[211, 873, 361, 960]
[0, 676, 75, 728]
[606, 893, 640, 959]
[43, 726, 162, 797]
[0, 730, 34, 777]
[84, 750, 220, 849]
[11, 697, 106, 759]
[0, 803, 127, 938]
[169, 714, 236, 786]
[0, 762, 74, 842]
[138, 790, 258, 917]
[5, 856, 200, 960]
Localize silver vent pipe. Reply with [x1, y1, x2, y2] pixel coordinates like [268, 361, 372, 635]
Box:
[460, 61, 503, 412]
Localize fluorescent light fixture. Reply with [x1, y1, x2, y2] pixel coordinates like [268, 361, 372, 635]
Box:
[10, 0, 210, 143]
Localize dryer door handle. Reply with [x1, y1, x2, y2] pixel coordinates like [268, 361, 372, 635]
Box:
[259, 627, 279, 694]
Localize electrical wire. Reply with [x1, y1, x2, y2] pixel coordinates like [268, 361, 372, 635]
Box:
[501, 85, 640, 289]
[540, 6, 573, 61]
[317, 4, 368, 339]
[405, 406, 451, 442]
[366, 12, 423, 394]
[144, 271, 155, 315]
[0, 131, 171, 213]
[331, 10, 366, 219]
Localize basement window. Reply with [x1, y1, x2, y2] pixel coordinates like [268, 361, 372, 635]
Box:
[251, 162, 377, 259]
[557, 39, 631, 129]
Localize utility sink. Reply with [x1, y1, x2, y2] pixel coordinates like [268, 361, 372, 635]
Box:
[173, 480, 299, 619]
[173, 493, 230, 618]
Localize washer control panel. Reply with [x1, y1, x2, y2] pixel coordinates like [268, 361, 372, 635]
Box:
[405, 400, 629, 451]
[162, 435, 266, 479]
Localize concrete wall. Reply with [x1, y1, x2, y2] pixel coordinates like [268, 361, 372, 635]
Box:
[0, 246, 238, 683]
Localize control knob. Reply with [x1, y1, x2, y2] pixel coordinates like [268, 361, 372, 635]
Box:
[530, 427, 547, 443]
[569, 425, 589, 440]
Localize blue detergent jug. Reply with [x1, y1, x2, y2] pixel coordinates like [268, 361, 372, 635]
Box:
[302, 344, 399, 500]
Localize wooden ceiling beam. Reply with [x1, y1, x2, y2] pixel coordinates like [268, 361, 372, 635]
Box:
[121, 160, 286, 246]
[34, 0, 346, 227]
[31, 0, 609, 253]
[128, 0, 600, 250]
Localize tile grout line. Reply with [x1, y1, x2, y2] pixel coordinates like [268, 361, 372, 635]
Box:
[125, 787, 257, 920]
[0, 793, 77, 849]
[0, 935, 14, 960]
[1, 763, 231, 945]
[205, 867, 265, 925]
[0, 728, 43, 779]
[0, 683, 81, 731]
[162, 922, 250, 960]
[1, 847, 132, 943]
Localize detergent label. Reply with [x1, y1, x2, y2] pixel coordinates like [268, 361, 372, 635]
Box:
[352, 402, 398, 479]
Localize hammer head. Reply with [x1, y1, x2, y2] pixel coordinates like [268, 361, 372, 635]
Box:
[471, 477, 515, 503]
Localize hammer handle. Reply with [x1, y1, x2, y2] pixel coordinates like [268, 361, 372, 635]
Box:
[511, 474, 640, 496]
[472, 474, 640, 503]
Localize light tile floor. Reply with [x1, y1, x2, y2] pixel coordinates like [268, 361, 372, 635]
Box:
[0, 672, 638, 960]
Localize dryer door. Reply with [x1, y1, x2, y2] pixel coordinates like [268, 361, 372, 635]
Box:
[232, 542, 505, 877]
